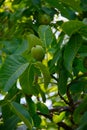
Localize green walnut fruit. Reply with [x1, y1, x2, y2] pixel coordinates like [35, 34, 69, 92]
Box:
[83, 57, 87, 69]
[31, 45, 45, 61]
[38, 14, 51, 25]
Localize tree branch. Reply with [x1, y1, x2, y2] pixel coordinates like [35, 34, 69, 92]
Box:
[37, 111, 52, 120]
[66, 88, 75, 112]
[49, 106, 70, 114]
[58, 91, 69, 105]
[57, 122, 73, 130]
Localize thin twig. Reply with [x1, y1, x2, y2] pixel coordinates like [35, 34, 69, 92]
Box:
[57, 122, 73, 130]
[37, 111, 52, 120]
[58, 91, 69, 105]
[66, 88, 75, 113]
[49, 106, 70, 114]
[51, 74, 58, 82]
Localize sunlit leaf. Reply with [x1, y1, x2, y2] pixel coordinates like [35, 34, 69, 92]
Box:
[53, 112, 65, 123]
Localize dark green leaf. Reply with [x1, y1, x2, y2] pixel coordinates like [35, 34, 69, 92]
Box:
[62, 20, 85, 36]
[58, 67, 68, 94]
[2, 104, 13, 121]
[12, 0, 21, 5]
[3, 115, 20, 130]
[0, 0, 5, 6]
[64, 34, 82, 73]
[32, 113, 41, 127]
[80, 0, 87, 11]
[70, 77, 87, 93]
[20, 64, 34, 94]
[73, 96, 87, 124]
[10, 101, 33, 130]
[37, 102, 49, 115]
[26, 97, 36, 117]
[46, 0, 72, 19]
[60, 0, 81, 12]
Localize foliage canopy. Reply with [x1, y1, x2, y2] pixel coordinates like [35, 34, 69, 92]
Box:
[0, 0, 87, 130]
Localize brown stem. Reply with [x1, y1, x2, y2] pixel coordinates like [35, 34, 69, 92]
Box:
[67, 89, 74, 106]
[57, 122, 73, 130]
[51, 74, 58, 82]
[58, 91, 69, 105]
[49, 106, 70, 114]
[37, 111, 52, 120]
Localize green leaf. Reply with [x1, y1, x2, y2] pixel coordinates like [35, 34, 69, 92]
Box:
[76, 123, 87, 130]
[12, 0, 21, 5]
[0, 99, 7, 106]
[62, 20, 85, 36]
[76, 112, 87, 130]
[9, 101, 33, 130]
[80, 0, 87, 11]
[53, 112, 65, 123]
[80, 112, 87, 124]
[37, 102, 49, 115]
[73, 96, 87, 124]
[26, 34, 43, 52]
[79, 26, 87, 38]
[70, 77, 87, 93]
[58, 67, 68, 94]
[3, 115, 20, 130]
[0, 0, 5, 6]
[35, 62, 51, 89]
[46, 0, 72, 19]
[64, 33, 82, 73]
[26, 97, 36, 117]
[14, 39, 28, 55]
[20, 64, 35, 94]
[32, 113, 41, 127]
[2, 39, 21, 55]
[38, 25, 53, 47]
[2, 104, 13, 121]
[60, 0, 81, 12]
[0, 55, 29, 91]
[49, 32, 65, 70]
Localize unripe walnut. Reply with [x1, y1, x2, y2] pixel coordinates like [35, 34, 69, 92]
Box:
[31, 45, 45, 61]
[38, 14, 51, 25]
